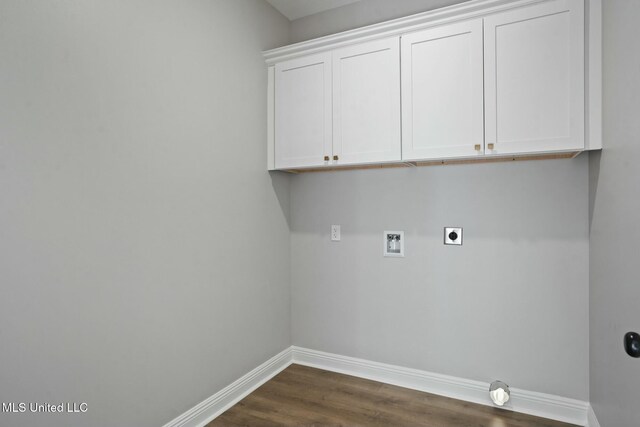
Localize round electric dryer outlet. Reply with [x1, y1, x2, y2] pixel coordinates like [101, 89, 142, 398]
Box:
[444, 227, 462, 245]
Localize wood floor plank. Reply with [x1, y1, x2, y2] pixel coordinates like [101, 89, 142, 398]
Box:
[257, 371, 467, 426]
[207, 365, 578, 427]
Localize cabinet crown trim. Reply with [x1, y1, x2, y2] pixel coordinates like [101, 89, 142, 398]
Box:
[263, 0, 548, 64]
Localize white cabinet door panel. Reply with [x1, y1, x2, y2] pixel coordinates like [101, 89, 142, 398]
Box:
[401, 20, 484, 161]
[275, 53, 332, 169]
[484, 0, 584, 155]
[333, 37, 401, 165]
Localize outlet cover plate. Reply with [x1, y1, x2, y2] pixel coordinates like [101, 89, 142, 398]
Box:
[444, 227, 462, 245]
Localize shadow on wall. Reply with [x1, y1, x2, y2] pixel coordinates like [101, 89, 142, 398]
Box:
[270, 171, 292, 228]
[288, 156, 589, 242]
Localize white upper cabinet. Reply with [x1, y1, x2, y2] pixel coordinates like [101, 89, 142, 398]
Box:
[484, 0, 585, 155]
[401, 20, 484, 161]
[333, 37, 401, 165]
[275, 53, 332, 169]
[265, 0, 600, 171]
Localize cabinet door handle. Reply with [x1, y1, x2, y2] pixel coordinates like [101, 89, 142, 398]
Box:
[333, 155, 339, 161]
[474, 144, 481, 151]
[324, 156, 330, 161]
[488, 143, 495, 150]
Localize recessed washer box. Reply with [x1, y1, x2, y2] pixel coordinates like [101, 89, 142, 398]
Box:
[384, 231, 404, 257]
[444, 227, 462, 245]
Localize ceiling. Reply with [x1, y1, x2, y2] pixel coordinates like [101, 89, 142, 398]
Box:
[266, 0, 362, 21]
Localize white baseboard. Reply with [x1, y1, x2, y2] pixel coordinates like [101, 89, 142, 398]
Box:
[162, 347, 292, 427]
[291, 346, 589, 426]
[587, 404, 601, 427]
[163, 345, 591, 427]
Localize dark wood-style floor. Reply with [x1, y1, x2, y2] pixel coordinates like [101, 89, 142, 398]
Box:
[207, 364, 578, 427]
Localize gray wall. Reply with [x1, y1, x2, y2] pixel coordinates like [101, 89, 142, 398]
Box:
[0, 1, 290, 426]
[290, 0, 471, 43]
[291, 160, 590, 400]
[589, 1, 640, 425]
[289, 1, 589, 401]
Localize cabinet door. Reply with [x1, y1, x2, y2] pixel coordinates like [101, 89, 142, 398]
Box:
[401, 20, 484, 161]
[275, 53, 332, 169]
[332, 37, 401, 165]
[484, 0, 584, 155]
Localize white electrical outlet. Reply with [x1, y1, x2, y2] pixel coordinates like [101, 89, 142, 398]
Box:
[331, 225, 341, 241]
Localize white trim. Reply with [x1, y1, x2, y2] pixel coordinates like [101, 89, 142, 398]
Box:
[163, 346, 591, 426]
[291, 346, 590, 426]
[161, 348, 292, 427]
[587, 404, 602, 427]
[263, 0, 551, 64]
